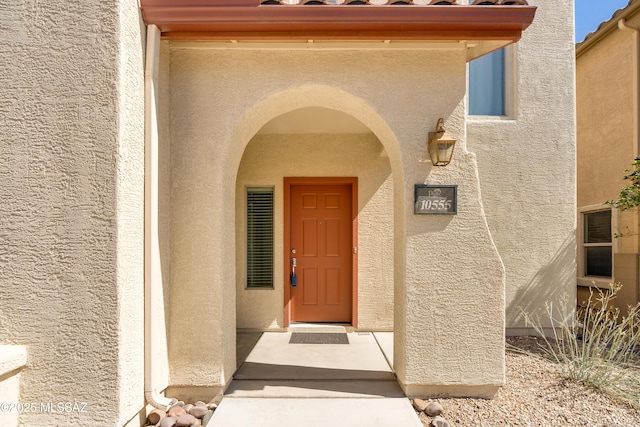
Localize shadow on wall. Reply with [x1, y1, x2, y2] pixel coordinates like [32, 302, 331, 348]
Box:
[506, 232, 577, 331]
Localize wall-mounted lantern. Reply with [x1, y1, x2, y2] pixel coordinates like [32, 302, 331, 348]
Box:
[427, 118, 456, 166]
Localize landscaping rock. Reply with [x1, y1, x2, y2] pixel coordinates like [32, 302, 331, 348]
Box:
[147, 408, 166, 425]
[142, 397, 220, 426]
[168, 406, 186, 418]
[431, 415, 450, 427]
[159, 416, 177, 427]
[175, 413, 198, 427]
[425, 401, 444, 417]
[412, 398, 428, 412]
[189, 404, 209, 419]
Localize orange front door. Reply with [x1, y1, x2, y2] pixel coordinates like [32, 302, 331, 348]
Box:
[289, 184, 353, 322]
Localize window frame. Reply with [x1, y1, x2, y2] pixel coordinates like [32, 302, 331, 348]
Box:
[577, 204, 617, 289]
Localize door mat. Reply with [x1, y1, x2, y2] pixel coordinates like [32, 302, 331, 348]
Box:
[289, 332, 349, 344]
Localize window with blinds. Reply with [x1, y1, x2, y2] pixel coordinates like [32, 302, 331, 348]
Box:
[247, 187, 274, 288]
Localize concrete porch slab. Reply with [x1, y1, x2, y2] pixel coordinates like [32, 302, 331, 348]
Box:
[373, 331, 394, 367]
[211, 331, 422, 427]
[208, 397, 422, 427]
[224, 380, 406, 398]
[234, 332, 395, 381]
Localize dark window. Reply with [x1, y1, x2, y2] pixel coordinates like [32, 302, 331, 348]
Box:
[583, 210, 612, 278]
[247, 188, 274, 288]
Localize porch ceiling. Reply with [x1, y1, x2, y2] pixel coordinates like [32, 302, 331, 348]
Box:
[140, 0, 536, 59]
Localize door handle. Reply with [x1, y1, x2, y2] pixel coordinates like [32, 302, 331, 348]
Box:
[290, 257, 297, 287]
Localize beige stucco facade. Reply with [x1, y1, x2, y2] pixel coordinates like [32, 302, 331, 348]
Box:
[576, 1, 640, 311]
[165, 46, 508, 397]
[1, 1, 147, 426]
[469, 0, 576, 333]
[0, 0, 576, 425]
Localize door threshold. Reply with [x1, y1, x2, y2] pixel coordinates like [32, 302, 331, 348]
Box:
[287, 323, 354, 333]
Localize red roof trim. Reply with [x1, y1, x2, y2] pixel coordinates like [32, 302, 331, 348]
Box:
[140, 1, 536, 41]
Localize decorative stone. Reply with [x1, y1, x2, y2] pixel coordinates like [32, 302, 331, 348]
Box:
[412, 398, 428, 412]
[194, 401, 206, 407]
[168, 406, 186, 418]
[175, 413, 198, 427]
[189, 404, 209, 419]
[425, 401, 444, 417]
[159, 416, 178, 427]
[147, 408, 166, 425]
[183, 404, 194, 414]
[431, 415, 450, 427]
[175, 400, 185, 407]
[207, 402, 218, 411]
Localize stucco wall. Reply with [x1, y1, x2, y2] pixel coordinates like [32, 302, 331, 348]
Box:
[577, 23, 635, 210]
[0, 1, 146, 425]
[576, 8, 640, 309]
[468, 0, 577, 332]
[0, 0, 576, 417]
[169, 46, 505, 395]
[235, 133, 394, 330]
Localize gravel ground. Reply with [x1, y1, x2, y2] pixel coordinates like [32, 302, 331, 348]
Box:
[416, 337, 640, 427]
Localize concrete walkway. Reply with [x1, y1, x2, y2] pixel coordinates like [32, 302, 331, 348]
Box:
[208, 327, 422, 427]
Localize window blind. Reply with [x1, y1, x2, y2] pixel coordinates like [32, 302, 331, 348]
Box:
[247, 188, 274, 288]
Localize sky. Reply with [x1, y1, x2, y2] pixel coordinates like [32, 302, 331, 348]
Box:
[575, 0, 630, 43]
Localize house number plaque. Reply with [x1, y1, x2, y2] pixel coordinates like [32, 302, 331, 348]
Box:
[414, 184, 457, 215]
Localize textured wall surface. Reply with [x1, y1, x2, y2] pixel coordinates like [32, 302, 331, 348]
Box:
[576, 7, 640, 308]
[0, 0, 576, 415]
[168, 47, 506, 394]
[468, 0, 577, 332]
[235, 134, 394, 330]
[577, 21, 635, 209]
[0, 1, 146, 425]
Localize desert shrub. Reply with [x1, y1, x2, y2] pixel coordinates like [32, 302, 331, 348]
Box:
[521, 285, 640, 409]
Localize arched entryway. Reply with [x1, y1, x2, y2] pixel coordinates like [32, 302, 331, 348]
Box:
[226, 85, 407, 373]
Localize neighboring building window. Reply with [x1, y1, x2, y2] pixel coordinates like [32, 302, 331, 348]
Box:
[469, 48, 505, 116]
[247, 187, 274, 288]
[583, 209, 612, 278]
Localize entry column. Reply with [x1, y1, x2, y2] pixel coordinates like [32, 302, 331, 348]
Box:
[394, 151, 505, 399]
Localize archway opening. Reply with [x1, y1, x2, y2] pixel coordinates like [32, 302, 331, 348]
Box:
[226, 88, 406, 379]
